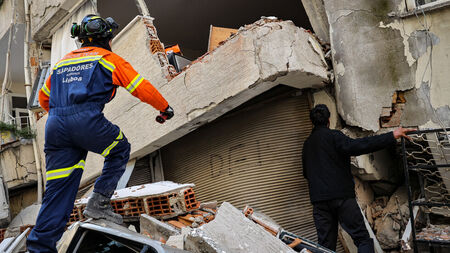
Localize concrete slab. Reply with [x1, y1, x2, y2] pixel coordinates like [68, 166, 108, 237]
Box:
[185, 202, 295, 253]
[140, 214, 180, 242]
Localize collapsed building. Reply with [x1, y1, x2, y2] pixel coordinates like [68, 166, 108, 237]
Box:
[0, 0, 449, 252]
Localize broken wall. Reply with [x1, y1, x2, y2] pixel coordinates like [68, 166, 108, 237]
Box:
[394, 6, 450, 129]
[0, 143, 37, 190]
[30, 0, 64, 41]
[322, 0, 450, 131]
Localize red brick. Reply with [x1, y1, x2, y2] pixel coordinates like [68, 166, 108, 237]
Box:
[111, 198, 145, 217]
[184, 188, 200, 211]
[143, 195, 174, 217]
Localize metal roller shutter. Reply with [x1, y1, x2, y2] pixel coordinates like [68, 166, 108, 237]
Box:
[161, 92, 320, 239]
[127, 155, 151, 187]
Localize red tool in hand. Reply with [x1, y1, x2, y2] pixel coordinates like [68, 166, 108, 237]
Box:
[155, 105, 174, 124]
[156, 113, 168, 124]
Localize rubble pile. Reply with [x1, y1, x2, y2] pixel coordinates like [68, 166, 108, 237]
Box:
[140, 200, 332, 252]
[0, 181, 333, 252]
[364, 187, 410, 251]
[416, 225, 450, 241]
[97, 182, 330, 252]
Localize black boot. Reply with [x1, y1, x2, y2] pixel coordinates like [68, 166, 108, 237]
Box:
[83, 192, 123, 224]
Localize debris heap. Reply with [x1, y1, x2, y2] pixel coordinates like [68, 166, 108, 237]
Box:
[70, 181, 199, 223]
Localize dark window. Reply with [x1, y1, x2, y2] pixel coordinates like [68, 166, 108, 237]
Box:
[12, 96, 27, 109]
[418, 0, 439, 5]
[29, 63, 51, 110]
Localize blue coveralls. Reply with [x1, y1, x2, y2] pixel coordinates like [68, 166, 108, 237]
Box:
[26, 46, 168, 252]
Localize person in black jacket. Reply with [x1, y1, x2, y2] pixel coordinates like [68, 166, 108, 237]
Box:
[302, 104, 413, 252]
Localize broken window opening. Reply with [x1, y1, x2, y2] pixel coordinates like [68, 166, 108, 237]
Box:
[28, 62, 50, 111]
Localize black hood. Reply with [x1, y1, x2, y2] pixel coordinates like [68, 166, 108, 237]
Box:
[81, 39, 112, 51]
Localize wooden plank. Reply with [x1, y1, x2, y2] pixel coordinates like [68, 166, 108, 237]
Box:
[208, 25, 239, 52]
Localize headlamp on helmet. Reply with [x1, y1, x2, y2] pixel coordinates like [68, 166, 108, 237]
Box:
[70, 14, 119, 42]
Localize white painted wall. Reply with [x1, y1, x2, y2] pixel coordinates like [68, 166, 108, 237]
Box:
[50, 1, 94, 68]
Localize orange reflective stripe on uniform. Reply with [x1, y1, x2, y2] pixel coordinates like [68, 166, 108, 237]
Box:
[46, 160, 85, 181]
[101, 131, 123, 157]
[125, 74, 144, 93]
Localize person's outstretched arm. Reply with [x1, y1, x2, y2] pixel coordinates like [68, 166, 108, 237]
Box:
[334, 127, 414, 156]
[103, 53, 169, 112]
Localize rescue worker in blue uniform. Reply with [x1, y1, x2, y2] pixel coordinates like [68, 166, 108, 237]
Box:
[26, 15, 174, 252]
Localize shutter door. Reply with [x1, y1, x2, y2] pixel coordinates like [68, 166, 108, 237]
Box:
[161, 92, 319, 240]
[127, 155, 151, 187]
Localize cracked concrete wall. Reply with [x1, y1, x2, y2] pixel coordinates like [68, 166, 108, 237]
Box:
[393, 7, 450, 128]
[30, 0, 63, 40]
[324, 0, 416, 132]
[30, 0, 89, 41]
[0, 143, 37, 189]
[36, 17, 329, 187]
[323, 0, 450, 131]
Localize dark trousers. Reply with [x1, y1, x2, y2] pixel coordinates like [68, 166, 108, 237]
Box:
[313, 198, 374, 253]
[27, 106, 131, 252]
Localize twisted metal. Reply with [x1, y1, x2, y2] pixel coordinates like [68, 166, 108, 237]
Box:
[405, 130, 450, 216]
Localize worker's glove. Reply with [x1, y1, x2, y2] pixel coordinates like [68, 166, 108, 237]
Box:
[156, 105, 174, 124]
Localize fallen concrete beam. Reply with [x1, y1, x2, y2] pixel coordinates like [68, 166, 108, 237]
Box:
[185, 202, 295, 253]
[140, 214, 180, 242]
[36, 16, 328, 186]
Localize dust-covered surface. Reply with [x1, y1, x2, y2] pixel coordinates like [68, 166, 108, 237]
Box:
[75, 181, 194, 205]
[185, 202, 295, 253]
